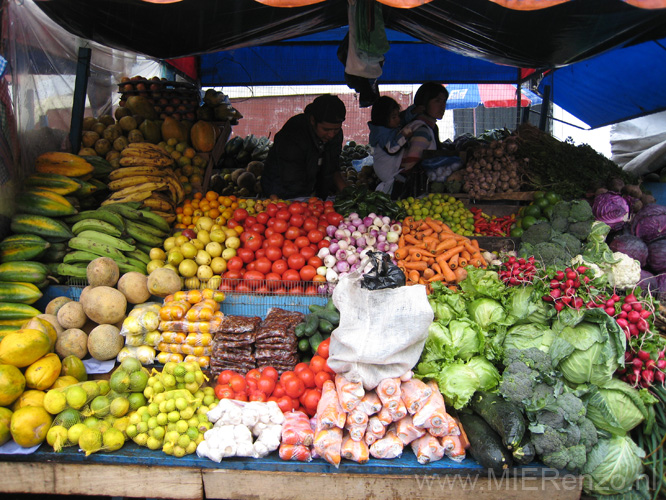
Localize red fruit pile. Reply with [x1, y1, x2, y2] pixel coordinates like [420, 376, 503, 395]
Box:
[221, 198, 343, 294]
[498, 256, 538, 286]
[619, 349, 665, 388]
[541, 266, 592, 311]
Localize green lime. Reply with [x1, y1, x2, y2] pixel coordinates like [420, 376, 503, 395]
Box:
[524, 205, 542, 217]
[536, 197, 550, 209]
[542, 205, 554, 220]
[510, 227, 524, 237]
[545, 191, 562, 205]
[522, 215, 537, 229]
[533, 191, 545, 200]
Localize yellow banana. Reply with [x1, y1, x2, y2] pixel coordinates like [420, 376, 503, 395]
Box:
[122, 142, 168, 153]
[141, 196, 175, 213]
[108, 175, 165, 192]
[151, 210, 176, 224]
[107, 181, 169, 200]
[101, 191, 152, 205]
[165, 174, 185, 205]
[119, 149, 170, 161]
[119, 156, 174, 168]
[107, 166, 163, 181]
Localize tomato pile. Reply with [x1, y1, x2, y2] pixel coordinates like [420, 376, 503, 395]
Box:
[221, 198, 344, 294]
[213, 338, 333, 416]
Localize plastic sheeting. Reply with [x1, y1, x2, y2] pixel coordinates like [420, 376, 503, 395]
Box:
[4, 0, 163, 183]
[610, 110, 666, 176]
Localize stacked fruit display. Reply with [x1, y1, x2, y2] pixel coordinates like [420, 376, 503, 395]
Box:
[127, 360, 216, 457]
[118, 76, 199, 122]
[196, 88, 243, 124]
[397, 193, 476, 236]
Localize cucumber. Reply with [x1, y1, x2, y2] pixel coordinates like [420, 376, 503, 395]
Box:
[470, 391, 526, 450]
[298, 338, 310, 352]
[294, 323, 307, 338]
[317, 308, 340, 326]
[303, 313, 319, 336]
[308, 304, 326, 314]
[308, 331, 324, 353]
[318, 318, 334, 335]
[458, 411, 513, 474]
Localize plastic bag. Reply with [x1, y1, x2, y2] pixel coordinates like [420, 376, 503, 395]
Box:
[120, 302, 162, 336]
[328, 268, 433, 390]
[361, 251, 405, 290]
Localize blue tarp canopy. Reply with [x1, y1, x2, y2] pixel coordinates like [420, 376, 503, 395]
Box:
[33, 0, 666, 129]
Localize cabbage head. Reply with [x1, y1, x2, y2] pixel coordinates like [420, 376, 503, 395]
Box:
[434, 362, 480, 410]
[550, 308, 625, 386]
[467, 298, 507, 332]
[428, 287, 468, 326]
[422, 319, 483, 363]
[466, 356, 500, 392]
[503, 323, 555, 353]
[583, 379, 655, 436]
[582, 436, 645, 496]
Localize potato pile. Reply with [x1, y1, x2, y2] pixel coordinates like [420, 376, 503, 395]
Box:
[462, 136, 524, 198]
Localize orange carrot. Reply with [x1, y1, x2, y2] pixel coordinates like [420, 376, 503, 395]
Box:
[461, 249, 471, 261]
[394, 247, 409, 261]
[435, 238, 458, 253]
[425, 218, 443, 233]
[439, 259, 457, 283]
[448, 253, 459, 270]
[404, 234, 421, 246]
[463, 240, 478, 255]
[422, 268, 435, 280]
[428, 273, 445, 282]
[454, 266, 468, 283]
[419, 227, 434, 237]
[432, 262, 442, 275]
[470, 239, 481, 251]
[402, 261, 428, 271]
[408, 269, 421, 283]
[471, 252, 488, 267]
[408, 247, 436, 259]
[437, 245, 464, 263]
[458, 257, 468, 268]
[423, 236, 439, 250]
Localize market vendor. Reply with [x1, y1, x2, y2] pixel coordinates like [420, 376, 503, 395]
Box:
[261, 94, 349, 200]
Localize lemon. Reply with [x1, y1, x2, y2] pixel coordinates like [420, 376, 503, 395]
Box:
[66, 385, 88, 410]
[79, 427, 103, 456]
[102, 427, 125, 452]
[43, 390, 67, 415]
[67, 422, 87, 445]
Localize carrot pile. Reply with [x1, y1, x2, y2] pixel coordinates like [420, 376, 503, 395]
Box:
[396, 216, 487, 290]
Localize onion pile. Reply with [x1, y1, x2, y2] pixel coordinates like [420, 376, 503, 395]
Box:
[316, 212, 402, 291]
[462, 137, 523, 198]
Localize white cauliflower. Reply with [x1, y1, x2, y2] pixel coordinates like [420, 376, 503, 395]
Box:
[606, 251, 641, 289]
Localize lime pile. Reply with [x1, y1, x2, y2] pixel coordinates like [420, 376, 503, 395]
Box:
[398, 193, 475, 235]
[126, 360, 217, 457]
[510, 191, 562, 237]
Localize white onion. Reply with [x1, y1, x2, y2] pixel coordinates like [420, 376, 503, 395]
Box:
[357, 224, 366, 233]
[335, 249, 348, 261]
[334, 229, 347, 240]
[365, 235, 376, 247]
[381, 224, 391, 233]
[388, 243, 399, 253]
[316, 265, 327, 276]
[317, 247, 330, 259]
[351, 230, 363, 241]
[377, 233, 387, 243]
[347, 253, 359, 265]
[382, 216, 391, 225]
[324, 255, 337, 268]
[338, 239, 349, 251]
[335, 261, 350, 273]
[386, 231, 400, 243]
[355, 236, 366, 248]
[326, 268, 339, 283]
[363, 216, 374, 227]
[373, 217, 383, 227]
[351, 218, 363, 227]
[390, 223, 402, 234]
[348, 212, 360, 221]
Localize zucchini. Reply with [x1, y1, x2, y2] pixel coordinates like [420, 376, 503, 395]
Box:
[0, 233, 50, 263]
[303, 313, 319, 336]
[458, 411, 513, 474]
[512, 434, 536, 465]
[470, 391, 526, 450]
[308, 304, 326, 314]
[10, 213, 74, 242]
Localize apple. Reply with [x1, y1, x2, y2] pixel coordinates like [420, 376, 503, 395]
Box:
[181, 228, 196, 239]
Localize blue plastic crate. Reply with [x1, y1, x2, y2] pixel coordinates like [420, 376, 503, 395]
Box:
[220, 292, 328, 317]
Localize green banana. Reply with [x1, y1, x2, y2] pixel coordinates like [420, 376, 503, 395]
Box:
[63, 250, 101, 264]
[125, 248, 151, 265]
[68, 237, 128, 262]
[56, 263, 88, 279]
[123, 221, 165, 247]
[118, 261, 147, 275]
[76, 230, 136, 252]
[124, 257, 148, 273]
[124, 219, 167, 239]
[64, 209, 125, 232]
[72, 219, 122, 238]
[100, 203, 144, 222]
[136, 209, 171, 234]
[135, 243, 155, 255]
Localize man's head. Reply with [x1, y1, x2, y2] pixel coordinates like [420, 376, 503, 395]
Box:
[306, 94, 346, 143]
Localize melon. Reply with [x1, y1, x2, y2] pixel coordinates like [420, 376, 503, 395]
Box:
[0, 329, 52, 367]
[56, 301, 87, 330]
[45, 296, 72, 316]
[10, 406, 53, 448]
[0, 364, 26, 406]
[24, 353, 62, 391]
[55, 328, 88, 359]
[80, 286, 127, 325]
[87, 257, 120, 287]
[87, 324, 124, 361]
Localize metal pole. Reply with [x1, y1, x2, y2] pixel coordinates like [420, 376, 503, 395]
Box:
[69, 47, 92, 154]
[539, 85, 551, 132]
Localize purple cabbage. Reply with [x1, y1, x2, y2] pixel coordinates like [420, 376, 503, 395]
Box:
[592, 192, 630, 230]
[609, 234, 649, 266]
[631, 204, 666, 242]
[637, 270, 658, 292]
[647, 239, 666, 274]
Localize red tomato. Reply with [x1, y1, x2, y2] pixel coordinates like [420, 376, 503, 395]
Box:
[237, 247, 255, 264]
[256, 212, 270, 225]
[288, 284, 304, 295]
[316, 337, 331, 359]
[215, 385, 234, 400]
[297, 366, 316, 388]
[234, 391, 248, 402]
[254, 248, 266, 260]
[232, 208, 249, 222]
[289, 214, 304, 228]
[265, 245, 282, 262]
[271, 259, 288, 275]
[260, 366, 279, 381]
[265, 203, 278, 217]
[217, 370, 236, 385]
[302, 217, 318, 232]
[276, 202, 288, 210]
[317, 239, 330, 249]
[264, 226, 275, 238]
[240, 229, 257, 243]
[254, 257, 272, 275]
[307, 255, 323, 268]
[222, 269, 241, 280]
[288, 202, 304, 215]
[309, 355, 327, 373]
[301, 389, 322, 414]
[293, 362, 310, 375]
[326, 212, 344, 226]
[246, 261, 256, 272]
[243, 270, 265, 287]
[245, 377, 258, 391]
[267, 233, 285, 248]
[307, 229, 324, 244]
[281, 241, 298, 258]
[265, 272, 282, 288]
[228, 374, 247, 393]
[266, 219, 276, 229]
[299, 265, 317, 281]
[257, 376, 276, 396]
[282, 269, 301, 282]
[255, 285, 270, 294]
[287, 253, 306, 270]
[314, 370, 333, 389]
[246, 368, 262, 382]
[276, 396, 293, 413]
[227, 256, 244, 272]
[304, 285, 318, 295]
[280, 370, 297, 383]
[299, 245, 316, 261]
[276, 209, 291, 221]
[273, 219, 288, 233]
[235, 282, 252, 293]
[249, 223, 266, 235]
[249, 390, 267, 402]
[272, 382, 286, 398]
[285, 226, 301, 241]
[294, 235, 310, 248]
[284, 377, 305, 399]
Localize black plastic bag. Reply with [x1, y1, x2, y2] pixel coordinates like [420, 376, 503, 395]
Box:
[361, 251, 405, 290]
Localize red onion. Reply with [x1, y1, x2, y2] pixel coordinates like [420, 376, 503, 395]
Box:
[326, 225, 337, 237]
[335, 260, 350, 273]
[328, 241, 339, 255]
[363, 216, 374, 227]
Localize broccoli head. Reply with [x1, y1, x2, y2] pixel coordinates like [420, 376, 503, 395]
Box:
[560, 423, 581, 448]
[499, 362, 536, 405]
[578, 417, 599, 453]
[568, 200, 594, 223]
[521, 221, 553, 245]
[533, 242, 571, 267]
[551, 214, 570, 234]
[553, 232, 582, 256]
[565, 444, 587, 472]
[542, 448, 572, 471]
[525, 383, 559, 412]
[557, 392, 587, 425]
[551, 201, 571, 221]
[518, 242, 535, 260]
[568, 220, 594, 241]
[531, 425, 566, 456]
[536, 409, 566, 430]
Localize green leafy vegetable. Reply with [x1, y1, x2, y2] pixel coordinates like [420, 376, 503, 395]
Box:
[582, 436, 645, 496]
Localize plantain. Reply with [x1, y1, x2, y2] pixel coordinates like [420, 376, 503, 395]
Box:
[68, 237, 128, 262]
[118, 156, 174, 168]
[141, 196, 175, 213]
[107, 165, 163, 181]
[64, 209, 125, 231]
[106, 181, 169, 200]
[121, 142, 169, 154]
[108, 175, 165, 192]
[76, 230, 136, 252]
[56, 263, 88, 279]
[124, 219, 167, 239]
[71, 219, 122, 238]
[136, 210, 171, 234]
[63, 250, 103, 264]
[100, 191, 152, 205]
[151, 210, 176, 224]
[163, 173, 185, 204]
[123, 221, 165, 247]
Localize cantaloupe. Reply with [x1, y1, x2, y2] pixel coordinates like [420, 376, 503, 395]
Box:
[117, 272, 150, 304]
[57, 301, 87, 330]
[87, 325, 124, 361]
[45, 296, 72, 316]
[87, 257, 119, 287]
[80, 286, 127, 325]
[55, 328, 88, 359]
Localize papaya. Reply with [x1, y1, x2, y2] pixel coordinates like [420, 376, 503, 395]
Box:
[0, 364, 26, 406]
[0, 407, 12, 445]
[125, 95, 158, 120]
[60, 355, 88, 382]
[190, 120, 217, 152]
[139, 119, 161, 144]
[21, 317, 58, 351]
[11, 389, 46, 411]
[25, 353, 62, 391]
[0, 328, 52, 367]
[10, 406, 53, 448]
[161, 116, 187, 143]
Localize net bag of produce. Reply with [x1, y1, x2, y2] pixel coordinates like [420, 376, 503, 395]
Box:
[327, 265, 433, 390]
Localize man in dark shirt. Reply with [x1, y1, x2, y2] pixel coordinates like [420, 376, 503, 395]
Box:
[261, 94, 349, 199]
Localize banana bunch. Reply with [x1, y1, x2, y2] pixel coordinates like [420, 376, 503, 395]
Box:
[58, 202, 171, 280]
[104, 143, 184, 224]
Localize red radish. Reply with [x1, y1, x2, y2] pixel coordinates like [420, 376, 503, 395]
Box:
[642, 370, 654, 385]
[626, 372, 638, 385]
[611, 294, 620, 302]
[624, 293, 637, 304]
[622, 303, 633, 312]
[646, 359, 657, 370]
[632, 302, 643, 311]
[640, 310, 652, 319]
[637, 350, 652, 361]
[627, 310, 641, 323]
[576, 265, 588, 274]
[636, 319, 649, 333]
[542, 295, 554, 302]
[632, 358, 644, 370]
[573, 297, 584, 309]
[656, 371, 665, 385]
[605, 307, 616, 316]
[628, 323, 639, 337]
[554, 302, 564, 312]
[618, 311, 628, 319]
[624, 351, 634, 362]
[616, 318, 629, 329]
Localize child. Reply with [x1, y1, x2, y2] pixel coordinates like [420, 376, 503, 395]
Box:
[368, 96, 415, 195]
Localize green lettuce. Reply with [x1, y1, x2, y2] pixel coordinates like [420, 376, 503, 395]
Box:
[503, 323, 555, 353]
[582, 436, 645, 496]
[503, 285, 555, 325]
[434, 362, 480, 410]
[466, 356, 501, 392]
[459, 267, 506, 300]
[422, 319, 483, 363]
